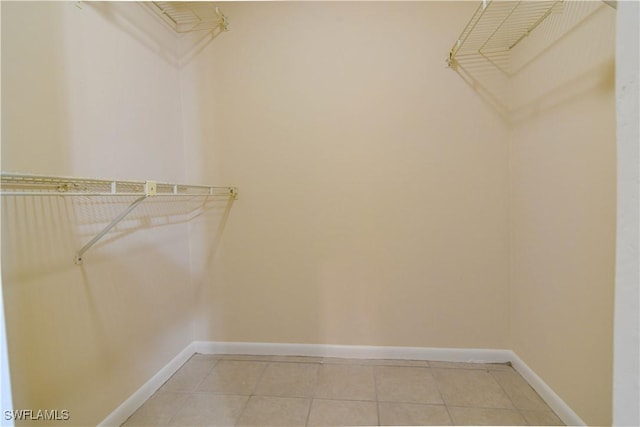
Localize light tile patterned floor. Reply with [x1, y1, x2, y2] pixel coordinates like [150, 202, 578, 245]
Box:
[122, 354, 564, 426]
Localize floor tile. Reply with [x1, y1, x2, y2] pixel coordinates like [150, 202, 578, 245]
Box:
[370, 359, 429, 367]
[122, 391, 188, 426]
[254, 362, 319, 398]
[129, 356, 559, 427]
[315, 364, 376, 401]
[491, 369, 550, 411]
[484, 363, 514, 371]
[322, 357, 375, 365]
[322, 357, 427, 367]
[375, 366, 443, 404]
[190, 353, 219, 361]
[429, 361, 490, 370]
[271, 355, 324, 364]
[520, 409, 564, 426]
[428, 361, 512, 371]
[432, 368, 513, 408]
[448, 406, 526, 426]
[236, 396, 311, 426]
[197, 360, 267, 395]
[168, 393, 248, 426]
[378, 402, 452, 426]
[307, 399, 378, 426]
[161, 358, 217, 392]
[217, 354, 274, 362]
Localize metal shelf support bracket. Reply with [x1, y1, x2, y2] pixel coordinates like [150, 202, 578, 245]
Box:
[74, 195, 148, 265]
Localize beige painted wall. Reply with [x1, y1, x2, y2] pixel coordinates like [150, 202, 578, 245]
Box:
[181, 1, 511, 348]
[1, 2, 194, 425]
[508, 2, 616, 425]
[1, 1, 619, 425]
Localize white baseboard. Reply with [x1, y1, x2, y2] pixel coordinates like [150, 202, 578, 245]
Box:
[98, 341, 583, 427]
[98, 342, 197, 427]
[192, 340, 513, 363]
[509, 350, 585, 426]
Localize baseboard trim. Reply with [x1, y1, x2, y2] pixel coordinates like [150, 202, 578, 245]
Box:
[98, 341, 584, 427]
[509, 350, 585, 426]
[98, 342, 197, 427]
[192, 340, 513, 363]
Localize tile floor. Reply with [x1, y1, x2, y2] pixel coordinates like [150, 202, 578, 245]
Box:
[122, 354, 564, 426]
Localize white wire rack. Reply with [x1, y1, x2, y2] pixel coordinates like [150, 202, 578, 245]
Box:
[447, 0, 564, 75]
[1, 172, 237, 264]
[148, 2, 229, 33]
[0, 172, 236, 197]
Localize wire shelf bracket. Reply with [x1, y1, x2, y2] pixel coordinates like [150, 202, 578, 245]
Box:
[0, 172, 238, 265]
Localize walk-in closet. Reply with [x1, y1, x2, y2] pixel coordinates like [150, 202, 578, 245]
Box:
[1, 1, 638, 426]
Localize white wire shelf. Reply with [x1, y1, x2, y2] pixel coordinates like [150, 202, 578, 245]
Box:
[446, 0, 616, 119]
[448, 0, 564, 75]
[0, 172, 236, 198]
[148, 2, 229, 33]
[1, 172, 237, 264]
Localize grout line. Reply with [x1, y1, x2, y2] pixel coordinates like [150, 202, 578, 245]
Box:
[304, 362, 321, 426]
[250, 360, 270, 396]
[429, 366, 455, 426]
[311, 397, 380, 404]
[446, 403, 525, 410]
[486, 370, 530, 425]
[234, 395, 252, 427]
[231, 360, 269, 426]
[234, 360, 270, 427]
[199, 354, 511, 369]
[488, 369, 563, 425]
[304, 399, 314, 427]
[134, 355, 540, 427]
[163, 355, 219, 426]
[373, 365, 381, 426]
[163, 389, 194, 426]
[190, 358, 219, 392]
[189, 390, 252, 397]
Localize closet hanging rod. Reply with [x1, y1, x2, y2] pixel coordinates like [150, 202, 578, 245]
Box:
[1, 172, 238, 265]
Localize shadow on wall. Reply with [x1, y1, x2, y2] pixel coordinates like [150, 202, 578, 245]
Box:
[1, 1, 234, 423]
[450, 2, 615, 124]
[189, 195, 237, 339]
[179, 23, 228, 67]
[87, 1, 228, 68]
[86, 2, 180, 67]
[451, 60, 511, 121]
[191, 198, 235, 285]
[1, 195, 234, 282]
[0, 194, 234, 423]
[2, 252, 195, 424]
[510, 58, 614, 124]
